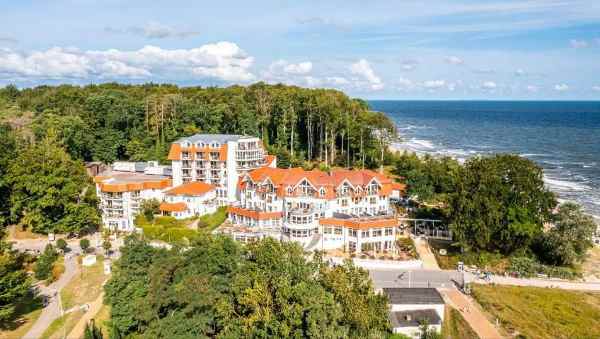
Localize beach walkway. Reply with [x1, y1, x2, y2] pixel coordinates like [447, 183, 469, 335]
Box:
[439, 288, 504, 339]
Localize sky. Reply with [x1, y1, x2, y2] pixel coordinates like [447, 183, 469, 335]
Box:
[1, 0, 600, 99]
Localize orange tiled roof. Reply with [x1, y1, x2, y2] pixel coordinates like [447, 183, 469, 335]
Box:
[227, 206, 283, 220]
[159, 202, 188, 212]
[264, 154, 276, 166]
[165, 182, 215, 196]
[319, 217, 397, 230]
[167, 143, 228, 161]
[392, 182, 407, 192]
[96, 177, 172, 193]
[241, 167, 398, 198]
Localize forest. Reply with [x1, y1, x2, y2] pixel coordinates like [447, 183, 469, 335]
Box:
[0, 82, 396, 169]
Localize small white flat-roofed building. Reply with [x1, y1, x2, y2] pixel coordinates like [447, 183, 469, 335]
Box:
[383, 288, 445, 338]
[95, 170, 172, 232]
[159, 181, 217, 219]
[167, 134, 276, 206]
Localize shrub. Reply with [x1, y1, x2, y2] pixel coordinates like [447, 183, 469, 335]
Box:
[34, 244, 59, 281]
[56, 238, 68, 252]
[80, 238, 90, 253]
[509, 257, 581, 279]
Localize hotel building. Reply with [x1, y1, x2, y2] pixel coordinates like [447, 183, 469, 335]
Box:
[94, 162, 172, 232]
[227, 167, 406, 253]
[167, 134, 276, 205]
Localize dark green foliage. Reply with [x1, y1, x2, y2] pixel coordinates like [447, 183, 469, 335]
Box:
[0, 241, 32, 323]
[104, 236, 392, 338]
[139, 198, 160, 222]
[10, 83, 395, 169]
[392, 153, 460, 202]
[84, 319, 103, 339]
[56, 238, 68, 252]
[449, 154, 557, 255]
[34, 244, 58, 281]
[533, 202, 596, 266]
[0, 124, 19, 230]
[80, 238, 90, 253]
[6, 134, 100, 234]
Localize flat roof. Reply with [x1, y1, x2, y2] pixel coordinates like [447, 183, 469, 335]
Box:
[97, 170, 169, 184]
[383, 288, 444, 305]
[175, 134, 256, 144]
[389, 309, 441, 328]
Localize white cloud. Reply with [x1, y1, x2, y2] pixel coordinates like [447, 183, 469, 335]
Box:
[592, 85, 600, 92]
[526, 85, 539, 93]
[482, 81, 497, 90]
[570, 39, 589, 49]
[105, 21, 200, 39]
[445, 56, 464, 65]
[554, 83, 569, 91]
[326, 76, 350, 85]
[283, 61, 313, 75]
[350, 59, 384, 90]
[396, 77, 415, 91]
[0, 42, 255, 82]
[423, 80, 446, 89]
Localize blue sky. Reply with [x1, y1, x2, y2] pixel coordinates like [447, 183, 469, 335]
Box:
[1, 0, 600, 99]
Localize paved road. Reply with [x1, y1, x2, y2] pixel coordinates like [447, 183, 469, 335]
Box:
[369, 269, 463, 289]
[466, 272, 600, 291]
[24, 255, 79, 339]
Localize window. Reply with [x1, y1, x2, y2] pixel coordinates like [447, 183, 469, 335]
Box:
[373, 229, 382, 237]
[324, 227, 332, 234]
[334, 227, 343, 235]
[287, 187, 293, 194]
[361, 230, 369, 238]
[320, 187, 326, 196]
[369, 197, 377, 204]
[349, 229, 357, 237]
[385, 227, 393, 236]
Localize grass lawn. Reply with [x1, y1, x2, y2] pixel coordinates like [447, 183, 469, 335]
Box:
[472, 284, 600, 339]
[442, 307, 478, 339]
[582, 246, 600, 281]
[61, 255, 106, 310]
[197, 206, 227, 232]
[429, 239, 461, 270]
[6, 225, 46, 240]
[41, 256, 108, 339]
[0, 295, 44, 339]
[94, 304, 111, 338]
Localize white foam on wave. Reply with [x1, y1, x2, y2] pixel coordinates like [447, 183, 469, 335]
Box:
[520, 153, 548, 158]
[405, 138, 435, 150]
[543, 175, 590, 192]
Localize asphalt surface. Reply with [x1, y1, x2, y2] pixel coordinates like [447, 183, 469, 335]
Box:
[369, 269, 464, 289]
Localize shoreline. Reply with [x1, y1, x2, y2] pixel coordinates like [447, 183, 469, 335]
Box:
[388, 133, 600, 224]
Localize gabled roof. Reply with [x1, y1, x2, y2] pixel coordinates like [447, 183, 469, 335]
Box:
[159, 202, 187, 212]
[389, 309, 441, 328]
[165, 182, 215, 196]
[383, 288, 444, 305]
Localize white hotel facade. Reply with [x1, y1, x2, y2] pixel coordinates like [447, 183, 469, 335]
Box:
[95, 133, 406, 253]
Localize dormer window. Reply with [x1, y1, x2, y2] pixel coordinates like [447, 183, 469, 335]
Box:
[211, 142, 220, 148]
[197, 142, 204, 148]
[287, 186, 293, 194]
[182, 141, 190, 148]
[320, 188, 326, 196]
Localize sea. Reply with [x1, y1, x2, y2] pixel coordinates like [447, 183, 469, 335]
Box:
[369, 100, 600, 221]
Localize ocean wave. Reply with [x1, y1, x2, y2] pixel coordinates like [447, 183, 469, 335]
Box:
[396, 124, 431, 131]
[543, 176, 590, 192]
[520, 153, 548, 158]
[405, 138, 435, 150]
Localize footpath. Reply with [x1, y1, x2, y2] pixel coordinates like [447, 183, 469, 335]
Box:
[439, 288, 504, 339]
[24, 255, 79, 339]
[414, 237, 504, 339]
